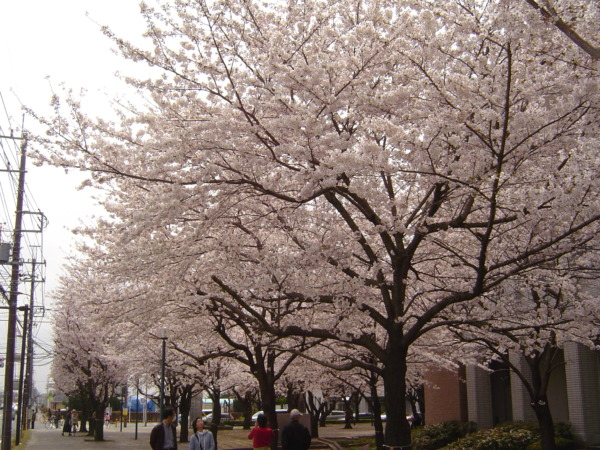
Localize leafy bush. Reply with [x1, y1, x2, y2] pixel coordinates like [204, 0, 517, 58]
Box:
[553, 422, 574, 440]
[526, 437, 583, 450]
[446, 421, 581, 450]
[446, 424, 537, 449]
[337, 421, 581, 450]
[525, 423, 582, 450]
[412, 421, 477, 450]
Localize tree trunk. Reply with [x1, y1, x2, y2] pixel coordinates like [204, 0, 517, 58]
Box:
[256, 367, 280, 450]
[232, 389, 254, 430]
[207, 388, 221, 448]
[80, 411, 89, 433]
[88, 414, 95, 437]
[526, 346, 558, 450]
[382, 351, 411, 448]
[369, 373, 385, 450]
[178, 387, 193, 443]
[342, 396, 353, 429]
[304, 391, 324, 438]
[352, 391, 360, 424]
[532, 401, 556, 450]
[318, 403, 333, 428]
[286, 383, 302, 411]
[94, 403, 105, 441]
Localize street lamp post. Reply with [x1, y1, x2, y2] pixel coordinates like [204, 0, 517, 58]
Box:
[158, 329, 168, 421]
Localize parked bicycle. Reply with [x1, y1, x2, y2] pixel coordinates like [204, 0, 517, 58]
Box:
[45, 417, 64, 429]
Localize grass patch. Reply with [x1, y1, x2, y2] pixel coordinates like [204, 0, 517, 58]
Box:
[335, 437, 376, 449]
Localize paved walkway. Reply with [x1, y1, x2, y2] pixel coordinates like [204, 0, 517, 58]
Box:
[22, 422, 376, 449]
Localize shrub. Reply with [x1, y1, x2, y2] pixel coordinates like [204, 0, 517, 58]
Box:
[526, 437, 583, 450]
[412, 421, 477, 450]
[446, 425, 538, 449]
[443, 422, 584, 450]
[553, 422, 574, 440]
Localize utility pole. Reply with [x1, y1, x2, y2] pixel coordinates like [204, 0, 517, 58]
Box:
[15, 305, 28, 446]
[1, 138, 27, 450]
[22, 259, 37, 429]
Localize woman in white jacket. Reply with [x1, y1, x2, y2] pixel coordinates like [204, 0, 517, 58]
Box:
[189, 417, 215, 450]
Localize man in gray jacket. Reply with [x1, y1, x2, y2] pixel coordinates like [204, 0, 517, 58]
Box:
[150, 407, 177, 450]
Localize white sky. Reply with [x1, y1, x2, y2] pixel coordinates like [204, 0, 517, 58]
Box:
[0, 0, 148, 393]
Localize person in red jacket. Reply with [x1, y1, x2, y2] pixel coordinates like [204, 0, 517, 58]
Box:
[248, 413, 274, 450]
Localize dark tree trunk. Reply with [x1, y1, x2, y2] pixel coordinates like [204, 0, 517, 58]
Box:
[80, 410, 89, 433]
[342, 396, 353, 429]
[94, 403, 105, 441]
[526, 345, 559, 450]
[255, 362, 280, 450]
[305, 391, 326, 438]
[368, 372, 385, 450]
[88, 414, 95, 437]
[382, 347, 411, 448]
[253, 346, 280, 450]
[532, 401, 557, 450]
[407, 385, 424, 428]
[318, 402, 333, 428]
[352, 391, 360, 424]
[178, 386, 193, 443]
[233, 390, 254, 430]
[207, 388, 221, 448]
[286, 383, 302, 411]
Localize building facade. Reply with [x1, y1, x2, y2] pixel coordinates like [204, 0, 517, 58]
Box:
[424, 342, 600, 445]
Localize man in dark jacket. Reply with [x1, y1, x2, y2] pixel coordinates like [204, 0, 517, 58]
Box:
[281, 409, 311, 450]
[150, 407, 177, 450]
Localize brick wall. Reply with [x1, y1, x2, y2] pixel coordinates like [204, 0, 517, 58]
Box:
[424, 365, 468, 425]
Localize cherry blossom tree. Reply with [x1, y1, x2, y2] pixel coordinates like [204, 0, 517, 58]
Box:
[450, 253, 600, 449]
[520, 0, 600, 59]
[51, 256, 129, 441]
[30, 0, 600, 446]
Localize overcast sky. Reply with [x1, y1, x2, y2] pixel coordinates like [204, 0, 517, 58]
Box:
[0, 0, 148, 393]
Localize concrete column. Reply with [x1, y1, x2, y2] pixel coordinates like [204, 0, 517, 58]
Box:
[564, 342, 600, 445]
[466, 365, 493, 429]
[509, 352, 536, 421]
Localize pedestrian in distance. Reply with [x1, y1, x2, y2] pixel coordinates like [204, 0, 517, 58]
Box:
[150, 406, 178, 450]
[281, 409, 311, 450]
[61, 409, 72, 436]
[189, 416, 215, 450]
[248, 413, 274, 450]
[71, 409, 79, 433]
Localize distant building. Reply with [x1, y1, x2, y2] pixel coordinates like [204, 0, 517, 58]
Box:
[424, 342, 600, 446]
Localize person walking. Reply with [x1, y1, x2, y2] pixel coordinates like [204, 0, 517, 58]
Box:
[150, 407, 178, 450]
[248, 413, 274, 450]
[281, 409, 311, 450]
[61, 409, 72, 436]
[71, 410, 79, 433]
[189, 417, 215, 450]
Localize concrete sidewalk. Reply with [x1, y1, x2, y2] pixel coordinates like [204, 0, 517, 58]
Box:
[22, 422, 376, 449]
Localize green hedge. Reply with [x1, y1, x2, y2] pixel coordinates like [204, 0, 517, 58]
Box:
[445, 422, 538, 449]
[445, 421, 581, 450]
[412, 420, 477, 450]
[336, 421, 582, 450]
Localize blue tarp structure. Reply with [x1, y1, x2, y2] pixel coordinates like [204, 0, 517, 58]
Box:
[128, 396, 157, 412]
